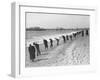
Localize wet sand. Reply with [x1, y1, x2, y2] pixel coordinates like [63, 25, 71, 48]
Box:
[25, 35, 89, 67]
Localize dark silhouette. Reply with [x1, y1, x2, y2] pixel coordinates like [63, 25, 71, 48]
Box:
[66, 35, 69, 40]
[28, 44, 36, 62]
[76, 31, 81, 37]
[62, 35, 66, 43]
[70, 35, 72, 40]
[86, 29, 89, 36]
[76, 32, 78, 37]
[77, 31, 82, 37]
[76, 32, 79, 36]
[55, 38, 59, 46]
[79, 31, 81, 35]
[33, 42, 41, 56]
[82, 30, 84, 37]
[49, 39, 53, 48]
[43, 39, 48, 49]
[73, 33, 76, 38]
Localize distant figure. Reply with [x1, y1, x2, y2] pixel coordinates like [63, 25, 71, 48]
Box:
[49, 39, 53, 48]
[33, 42, 41, 56]
[28, 44, 36, 62]
[55, 38, 59, 46]
[62, 35, 66, 43]
[66, 35, 69, 40]
[86, 29, 89, 36]
[43, 39, 48, 49]
[70, 35, 72, 40]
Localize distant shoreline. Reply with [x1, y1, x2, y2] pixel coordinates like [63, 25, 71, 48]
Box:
[26, 27, 89, 31]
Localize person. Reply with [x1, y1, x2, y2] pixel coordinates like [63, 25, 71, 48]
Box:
[28, 44, 36, 62]
[49, 39, 53, 48]
[55, 38, 59, 46]
[33, 42, 41, 56]
[43, 39, 48, 49]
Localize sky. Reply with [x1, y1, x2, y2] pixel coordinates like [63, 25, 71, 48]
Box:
[26, 12, 90, 29]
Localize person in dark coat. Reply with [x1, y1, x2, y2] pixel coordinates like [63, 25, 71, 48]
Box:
[43, 39, 48, 49]
[49, 39, 53, 48]
[33, 42, 41, 56]
[28, 44, 36, 62]
[55, 38, 59, 46]
[62, 35, 66, 43]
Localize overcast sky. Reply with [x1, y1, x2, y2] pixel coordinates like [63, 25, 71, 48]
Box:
[26, 12, 90, 29]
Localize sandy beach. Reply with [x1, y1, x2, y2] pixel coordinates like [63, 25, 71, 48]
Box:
[25, 35, 89, 67]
